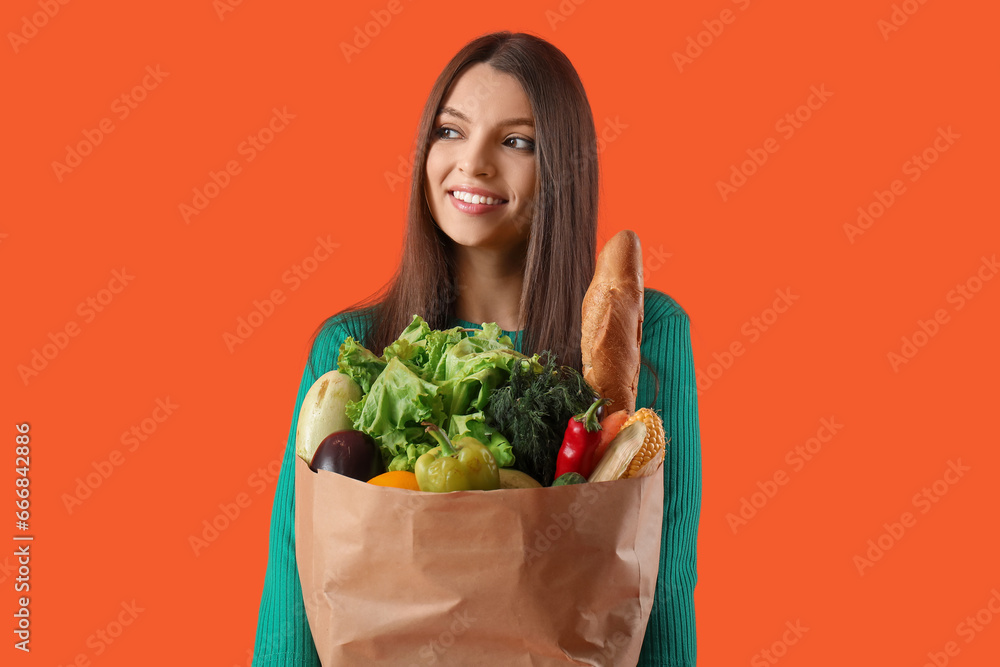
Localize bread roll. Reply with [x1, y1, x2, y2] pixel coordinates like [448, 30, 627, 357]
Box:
[581, 230, 644, 414]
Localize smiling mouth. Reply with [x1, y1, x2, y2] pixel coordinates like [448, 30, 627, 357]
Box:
[450, 190, 508, 206]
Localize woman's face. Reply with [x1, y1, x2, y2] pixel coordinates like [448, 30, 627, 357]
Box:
[424, 63, 537, 253]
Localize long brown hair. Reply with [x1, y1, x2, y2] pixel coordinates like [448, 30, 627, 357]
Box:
[317, 31, 598, 371]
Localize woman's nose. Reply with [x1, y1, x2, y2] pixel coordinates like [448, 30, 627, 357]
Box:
[458, 133, 495, 177]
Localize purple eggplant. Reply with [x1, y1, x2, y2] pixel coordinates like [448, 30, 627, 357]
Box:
[309, 430, 385, 481]
[593, 395, 607, 424]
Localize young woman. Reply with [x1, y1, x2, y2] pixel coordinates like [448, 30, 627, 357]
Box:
[252, 31, 701, 666]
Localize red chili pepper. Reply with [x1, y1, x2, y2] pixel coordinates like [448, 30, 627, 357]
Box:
[554, 398, 607, 480]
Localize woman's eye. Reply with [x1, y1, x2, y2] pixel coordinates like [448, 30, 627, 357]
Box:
[434, 126, 533, 151]
[505, 136, 535, 151]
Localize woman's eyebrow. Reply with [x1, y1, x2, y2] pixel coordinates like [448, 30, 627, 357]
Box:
[437, 106, 534, 128]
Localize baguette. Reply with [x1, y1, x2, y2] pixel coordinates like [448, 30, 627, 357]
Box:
[581, 230, 644, 414]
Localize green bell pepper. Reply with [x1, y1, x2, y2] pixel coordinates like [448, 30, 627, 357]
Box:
[415, 422, 500, 492]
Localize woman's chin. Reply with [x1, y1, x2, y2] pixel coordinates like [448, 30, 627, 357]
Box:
[439, 225, 499, 250]
[435, 215, 527, 254]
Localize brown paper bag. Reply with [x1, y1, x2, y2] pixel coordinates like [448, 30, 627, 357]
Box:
[295, 456, 663, 666]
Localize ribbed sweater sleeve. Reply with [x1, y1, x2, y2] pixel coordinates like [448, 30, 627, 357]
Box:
[252, 320, 349, 667]
[636, 292, 702, 667]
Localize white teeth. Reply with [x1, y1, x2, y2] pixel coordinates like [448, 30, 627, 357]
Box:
[452, 190, 503, 205]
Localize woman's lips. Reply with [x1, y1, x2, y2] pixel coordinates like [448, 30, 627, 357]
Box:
[448, 190, 508, 215]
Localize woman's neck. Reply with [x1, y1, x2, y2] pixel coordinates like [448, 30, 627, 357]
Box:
[451, 244, 526, 331]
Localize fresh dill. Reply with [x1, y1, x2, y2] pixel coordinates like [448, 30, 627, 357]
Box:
[485, 351, 600, 486]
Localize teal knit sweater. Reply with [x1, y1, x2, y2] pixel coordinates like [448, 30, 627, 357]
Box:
[252, 288, 701, 666]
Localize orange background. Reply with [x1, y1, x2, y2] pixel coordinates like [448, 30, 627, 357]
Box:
[4, 0, 999, 665]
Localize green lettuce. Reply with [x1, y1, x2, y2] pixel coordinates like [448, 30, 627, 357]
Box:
[381, 315, 431, 374]
[338, 315, 526, 472]
[348, 357, 444, 471]
[337, 337, 387, 394]
[449, 412, 515, 468]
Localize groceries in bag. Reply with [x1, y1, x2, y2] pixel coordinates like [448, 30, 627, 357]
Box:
[292, 229, 672, 665]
